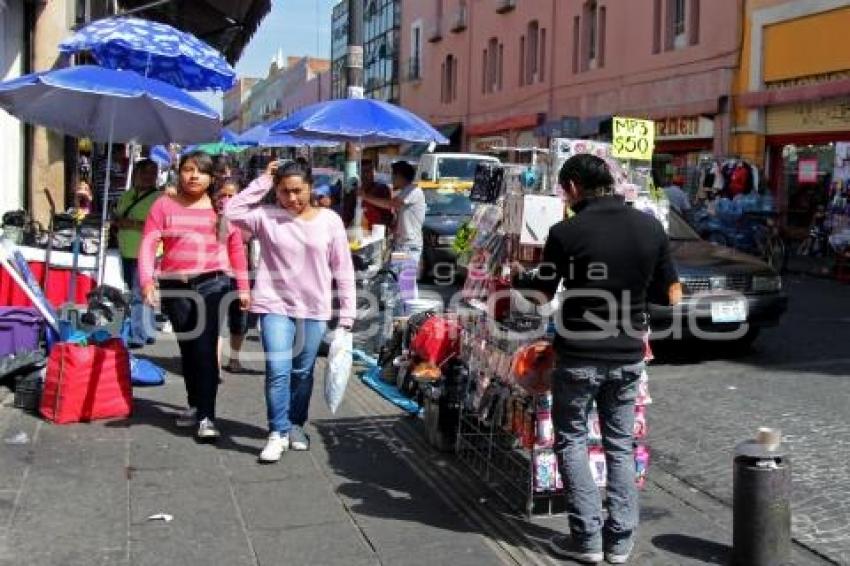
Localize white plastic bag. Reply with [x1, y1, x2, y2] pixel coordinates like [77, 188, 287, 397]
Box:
[324, 329, 353, 414]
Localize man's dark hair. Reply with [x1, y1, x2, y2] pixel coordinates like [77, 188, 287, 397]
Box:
[558, 154, 615, 198]
[391, 160, 415, 183]
[133, 158, 157, 174]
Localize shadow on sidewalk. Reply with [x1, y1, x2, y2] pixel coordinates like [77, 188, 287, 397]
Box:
[652, 534, 729, 564]
[104, 398, 268, 458]
[313, 415, 562, 553]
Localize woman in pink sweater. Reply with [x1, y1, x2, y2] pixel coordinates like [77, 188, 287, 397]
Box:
[139, 151, 249, 440]
[225, 160, 355, 463]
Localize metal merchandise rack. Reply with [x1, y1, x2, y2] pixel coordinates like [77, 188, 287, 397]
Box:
[456, 403, 566, 518]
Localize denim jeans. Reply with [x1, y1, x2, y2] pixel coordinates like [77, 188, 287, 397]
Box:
[260, 315, 327, 434]
[551, 360, 644, 550]
[121, 258, 155, 345]
[160, 274, 230, 421]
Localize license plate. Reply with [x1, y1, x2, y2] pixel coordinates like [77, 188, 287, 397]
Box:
[711, 299, 748, 323]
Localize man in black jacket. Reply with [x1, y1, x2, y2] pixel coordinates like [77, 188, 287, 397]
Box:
[516, 154, 680, 564]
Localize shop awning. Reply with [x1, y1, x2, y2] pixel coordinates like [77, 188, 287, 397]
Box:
[117, 0, 272, 63]
[738, 79, 850, 109]
[467, 113, 541, 137]
[579, 115, 611, 137]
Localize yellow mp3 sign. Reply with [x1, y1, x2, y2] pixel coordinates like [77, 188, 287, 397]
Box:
[612, 116, 655, 161]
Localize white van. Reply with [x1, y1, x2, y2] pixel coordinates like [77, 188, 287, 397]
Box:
[416, 152, 500, 191]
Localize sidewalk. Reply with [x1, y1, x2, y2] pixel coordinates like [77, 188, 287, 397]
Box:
[0, 331, 831, 565]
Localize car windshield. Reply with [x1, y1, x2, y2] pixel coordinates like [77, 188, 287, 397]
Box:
[424, 191, 473, 216]
[668, 210, 701, 241]
[436, 158, 488, 181]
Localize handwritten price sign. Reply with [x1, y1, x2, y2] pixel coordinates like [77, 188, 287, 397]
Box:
[612, 116, 655, 161]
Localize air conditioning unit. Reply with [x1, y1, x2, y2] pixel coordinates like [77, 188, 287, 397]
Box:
[496, 0, 516, 14]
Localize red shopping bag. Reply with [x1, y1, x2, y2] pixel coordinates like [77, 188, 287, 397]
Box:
[410, 316, 461, 366]
[40, 338, 132, 424]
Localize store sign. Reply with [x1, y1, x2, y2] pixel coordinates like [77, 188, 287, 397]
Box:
[655, 116, 714, 140]
[515, 130, 539, 149]
[612, 116, 655, 161]
[767, 97, 850, 135]
[798, 158, 819, 184]
[766, 70, 850, 91]
[469, 136, 508, 153]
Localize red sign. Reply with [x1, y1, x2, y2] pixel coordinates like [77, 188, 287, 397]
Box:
[798, 158, 819, 184]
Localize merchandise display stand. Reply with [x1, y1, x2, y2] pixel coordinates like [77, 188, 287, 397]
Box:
[375, 131, 667, 518]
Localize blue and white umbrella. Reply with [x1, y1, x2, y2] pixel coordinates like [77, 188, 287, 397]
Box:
[237, 122, 339, 148]
[59, 17, 236, 91]
[268, 98, 449, 145]
[0, 65, 221, 284]
[0, 65, 220, 144]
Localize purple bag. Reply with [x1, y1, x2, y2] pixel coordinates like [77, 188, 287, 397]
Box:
[0, 307, 43, 357]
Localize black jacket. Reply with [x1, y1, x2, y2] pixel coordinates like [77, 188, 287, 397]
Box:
[517, 196, 678, 364]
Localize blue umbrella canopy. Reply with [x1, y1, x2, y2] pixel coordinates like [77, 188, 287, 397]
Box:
[0, 65, 222, 285]
[267, 98, 449, 145]
[0, 65, 221, 144]
[237, 122, 339, 148]
[58, 17, 236, 91]
[150, 145, 172, 167]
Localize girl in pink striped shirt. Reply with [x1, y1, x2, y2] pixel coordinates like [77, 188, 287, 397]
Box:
[139, 151, 249, 440]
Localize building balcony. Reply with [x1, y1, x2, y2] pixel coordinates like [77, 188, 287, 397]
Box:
[403, 58, 422, 83]
[450, 5, 468, 33]
[427, 18, 443, 42]
[495, 0, 516, 14]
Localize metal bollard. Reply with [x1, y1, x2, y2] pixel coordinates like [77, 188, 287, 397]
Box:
[732, 428, 792, 566]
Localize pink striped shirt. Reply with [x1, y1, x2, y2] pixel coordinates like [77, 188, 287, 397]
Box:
[139, 195, 249, 291]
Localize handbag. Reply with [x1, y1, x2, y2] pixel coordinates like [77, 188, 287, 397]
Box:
[40, 338, 132, 424]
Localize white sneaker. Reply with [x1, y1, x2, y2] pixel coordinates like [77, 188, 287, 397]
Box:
[196, 418, 220, 440]
[175, 407, 197, 428]
[259, 431, 289, 463]
[289, 425, 310, 451]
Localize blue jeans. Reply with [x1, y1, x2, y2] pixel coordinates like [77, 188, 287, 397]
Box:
[552, 361, 644, 550]
[122, 258, 156, 345]
[260, 315, 327, 434]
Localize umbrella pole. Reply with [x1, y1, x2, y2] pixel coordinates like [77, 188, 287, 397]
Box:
[96, 101, 117, 287]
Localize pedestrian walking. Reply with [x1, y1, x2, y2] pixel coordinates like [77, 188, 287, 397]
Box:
[359, 160, 426, 266]
[514, 154, 680, 564]
[114, 158, 161, 348]
[139, 151, 250, 440]
[211, 178, 257, 374]
[224, 160, 355, 463]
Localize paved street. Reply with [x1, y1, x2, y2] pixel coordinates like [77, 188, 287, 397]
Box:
[0, 274, 843, 565]
[648, 274, 850, 564]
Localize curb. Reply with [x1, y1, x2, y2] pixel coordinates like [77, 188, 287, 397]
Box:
[649, 466, 837, 565]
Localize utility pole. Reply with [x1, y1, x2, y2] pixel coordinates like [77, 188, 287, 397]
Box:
[345, 0, 364, 184]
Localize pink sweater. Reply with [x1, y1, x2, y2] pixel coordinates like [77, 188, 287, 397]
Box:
[224, 176, 356, 326]
[139, 196, 249, 291]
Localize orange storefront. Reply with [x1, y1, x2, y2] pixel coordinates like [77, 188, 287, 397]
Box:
[735, 3, 850, 236]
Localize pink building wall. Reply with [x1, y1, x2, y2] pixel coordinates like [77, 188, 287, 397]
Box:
[400, 0, 742, 153]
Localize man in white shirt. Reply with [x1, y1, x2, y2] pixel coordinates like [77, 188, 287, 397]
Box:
[360, 160, 427, 265]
